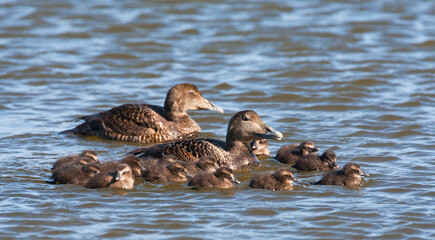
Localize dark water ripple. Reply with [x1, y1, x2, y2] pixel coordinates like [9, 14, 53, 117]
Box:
[1, 0, 435, 239]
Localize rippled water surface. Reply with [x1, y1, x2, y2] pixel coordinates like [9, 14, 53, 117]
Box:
[1, 0, 435, 239]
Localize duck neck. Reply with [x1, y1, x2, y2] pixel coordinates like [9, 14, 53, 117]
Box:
[164, 99, 188, 121]
[225, 136, 252, 154]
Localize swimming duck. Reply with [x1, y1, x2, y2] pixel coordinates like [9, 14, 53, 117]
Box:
[51, 150, 98, 170]
[142, 162, 191, 183]
[99, 155, 144, 177]
[85, 164, 135, 189]
[316, 163, 369, 186]
[249, 169, 299, 191]
[129, 110, 283, 170]
[187, 167, 240, 189]
[61, 83, 223, 144]
[184, 156, 220, 175]
[52, 163, 100, 185]
[293, 151, 339, 171]
[251, 139, 270, 156]
[275, 141, 319, 165]
[139, 155, 179, 171]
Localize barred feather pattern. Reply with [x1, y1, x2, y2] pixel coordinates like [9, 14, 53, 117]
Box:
[70, 104, 200, 143]
[130, 138, 258, 170]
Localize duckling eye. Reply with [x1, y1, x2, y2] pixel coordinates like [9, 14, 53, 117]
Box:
[189, 90, 194, 95]
[242, 116, 250, 121]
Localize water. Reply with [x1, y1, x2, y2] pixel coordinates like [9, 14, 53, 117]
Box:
[1, 0, 435, 239]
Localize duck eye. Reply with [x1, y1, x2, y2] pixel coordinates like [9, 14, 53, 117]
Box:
[242, 116, 250, 121]
[189, 90, 194, 94]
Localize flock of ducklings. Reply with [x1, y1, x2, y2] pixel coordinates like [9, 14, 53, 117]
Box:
[51, 83, 369, 191]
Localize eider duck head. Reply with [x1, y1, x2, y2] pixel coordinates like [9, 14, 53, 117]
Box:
[343, 163, 369, 178]
[226, 110, 283, 145]
[272, 169, 299, 184]
[115, 164, 133, 181]
[164, 83, 223, 120]
[320, 151, 339, 170]
[83, 163, 100, 177]
[80, 150, 98, 163]
[167, 162, 192, 179]
[299, 141, 320, 156]
[197, 156, 219, 172]
[122, 155, 145, 177]
[250, 139, 270, 155]
[215, 167, 240, 184]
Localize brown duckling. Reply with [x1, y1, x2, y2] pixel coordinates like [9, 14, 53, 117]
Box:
[99, 155, 144, 177]
[142, 162, 191, 183]
[61, 83, 223, 144]
[251, 139, 270, 156]
[139, 155, 179, 171]
[293, 151, 339, 171]
[51, 150, 98, 170]
[275, 141, 320, 165]
[187, 167, 240, 189]
[85, 164, 134, 189]
[184, 156, 219, 175]
[316, 163, 369, 186]
[52, 163, 100, 185]
[249, 169, 299, 191]
[129, 110, 283, 170]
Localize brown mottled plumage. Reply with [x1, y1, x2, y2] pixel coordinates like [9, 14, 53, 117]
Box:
[293, 151, 339, 171]
[142, 162, 191, 183]
[249, 169, 299, 191]
[275, 141, 320, 165]
[86, 164, 134, 189]
[99, 155, 144, 177]
[251, 139, 270, 156]
[51, 150, 98, 170]
[129, 110, 283, 170]
[316, 163, 369, 186]
[61, 83, 223, 144]
[52, 163, 100, 185]
[187, 167, 240, 189]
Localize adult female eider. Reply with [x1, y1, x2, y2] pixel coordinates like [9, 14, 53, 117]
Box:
[129, 110, 283, 170]
[61, 83, 224, 144]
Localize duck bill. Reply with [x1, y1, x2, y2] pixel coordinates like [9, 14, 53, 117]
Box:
[115, 173, 122, 181]
[361, 172, 369, 177]
[257, 125, 283, 141]
[200, 99, 224, 114]
[232, 177, 241, 184]
[293, 178, 300, 182]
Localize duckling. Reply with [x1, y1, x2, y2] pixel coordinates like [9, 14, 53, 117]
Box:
[99, 155, 144, 177]
[187, 167, 240, 189]
[251, 139, 270, 156]
[51, 150, 98, 170]
[184, 156, 219, 175]
[249, 169, 299, 191]
[139, 155, 179, 171]
[61, 83, 223, 144]
[275, 141, 320, 165]
[52, 163, 100, 185]
[85, 164, 134, 189]
[293, 151, 339, 171]
[316, 163, 369, 186]
[142, 162, 191, 183]
[130, 110, 283, 170]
